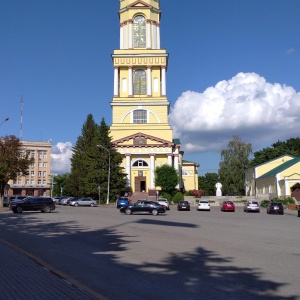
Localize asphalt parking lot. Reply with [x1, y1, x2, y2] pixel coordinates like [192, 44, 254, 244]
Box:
[0, 204, 299, 300]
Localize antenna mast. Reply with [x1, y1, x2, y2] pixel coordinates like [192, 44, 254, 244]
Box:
[20, 95, 23, 140]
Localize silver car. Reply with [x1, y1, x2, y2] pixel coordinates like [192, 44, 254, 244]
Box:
[70, 198, 98, 207]
[244, 200, 260, 213]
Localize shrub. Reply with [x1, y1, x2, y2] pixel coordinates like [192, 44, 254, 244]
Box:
[172, 192, 184, 203]
[260, 200, 270, 208]
[161, 193, 172, 202]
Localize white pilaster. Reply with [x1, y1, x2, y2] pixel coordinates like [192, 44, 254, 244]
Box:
[174, 155, 179, 171]
[147, 66, 152, 97]
[167, 154, 172, 166]
[150, 154, 155, 188]
[128, 21, 133, 49]
[120, 24, 123, 49]
[146, 20, 151, 48]
[157, 24, 160, 49]
[152, 22, 157, 49]
[126, 154, 131, 186]
[161, 67, 166, 96]
[123, 22, 127, 49]
[114, 67, 119, 97]
[128, 66, 133, 96]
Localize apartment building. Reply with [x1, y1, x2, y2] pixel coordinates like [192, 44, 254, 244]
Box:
[8, 140, 52, 197]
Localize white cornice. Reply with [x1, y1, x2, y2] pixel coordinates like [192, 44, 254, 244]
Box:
[110, 101, 170, 106]
[112, 53, 168, 58]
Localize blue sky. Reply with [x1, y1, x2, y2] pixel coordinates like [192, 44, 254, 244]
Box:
[1, 0, 300, 175]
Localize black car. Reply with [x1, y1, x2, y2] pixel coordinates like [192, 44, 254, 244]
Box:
[267, 202, 284, 215]
[120, 200, 166, 215]
[177, 200, 191, 211]
[11, 197, 55, 213]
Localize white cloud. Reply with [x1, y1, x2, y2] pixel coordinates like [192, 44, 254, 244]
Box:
[286, 48, 295, 55]
[51, 142, 73, 174]
[169, 72, 300, 153]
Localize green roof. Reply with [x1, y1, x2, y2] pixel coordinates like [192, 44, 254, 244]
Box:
[258, 157, 300, 179]
[173, 138, 180, 145]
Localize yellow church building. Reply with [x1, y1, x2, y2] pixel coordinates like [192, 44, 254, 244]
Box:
[110, 0, 198, 195]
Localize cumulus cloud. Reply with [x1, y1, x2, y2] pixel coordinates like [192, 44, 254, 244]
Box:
[51, 142, 73, 174]
[169, 72, 300, 153]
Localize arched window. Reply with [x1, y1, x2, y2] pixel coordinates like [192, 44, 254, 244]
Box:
[133, 69, 146, 95]
[133, 109, 147, 123]
[133, 15, 146, 48]
[133, 160, 149, 167]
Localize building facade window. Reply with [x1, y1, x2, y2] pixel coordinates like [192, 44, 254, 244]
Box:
[43, 171, 46, 178]
[43, 152, 47, 158]
[133, 109, 147, 124]
[133, 69, 146, 95]
[132, 160, 148, 167]
[31, 171, 34, 177]
[38, 171, 42, 178]
[39, 162, 43, 167]
[133, 15, 146, 48]
[43, 162, 47, 167]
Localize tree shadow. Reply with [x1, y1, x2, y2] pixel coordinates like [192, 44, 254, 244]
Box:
[0, 212, 297, 300]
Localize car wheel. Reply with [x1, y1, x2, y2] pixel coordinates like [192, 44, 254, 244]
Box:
[16, 207, 23, 213]
[152, 209, 158, 216]
[125, 208, 131, 215]
[74, 203, 79, 207]
[43, 206, 51, 213]
[90, 203, 94, 207]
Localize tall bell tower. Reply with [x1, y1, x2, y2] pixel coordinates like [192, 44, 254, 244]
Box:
[110, 0, 182, 194]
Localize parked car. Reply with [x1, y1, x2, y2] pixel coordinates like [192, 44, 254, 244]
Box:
[221, 201, 235, 212]
[244, 200, 260, 213]
[197, 200, 210, 211]
[120, 200, 165, 215]
[11, 197, 55, 213]
[177, 200, 191, 211]
[69, 198, 97, 207]
[267, 202, 284, 215]
[8, 195, 27, 208]
[157, 198, 170, 210]
[116, 196, 129, 209]
[59, 197, 74, 205]
[52, 197, 60, 204]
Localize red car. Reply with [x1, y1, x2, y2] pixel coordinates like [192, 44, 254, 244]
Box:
[221, 200, 235, 212]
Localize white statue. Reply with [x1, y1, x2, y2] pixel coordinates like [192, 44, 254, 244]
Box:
[215, 182, 222, 196]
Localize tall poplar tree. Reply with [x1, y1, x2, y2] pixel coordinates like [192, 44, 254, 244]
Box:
[218, 135, 252, 195]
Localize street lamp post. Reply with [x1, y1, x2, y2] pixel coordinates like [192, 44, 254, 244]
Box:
[0, 117, 9, 127]
[97, 145, 111, 205]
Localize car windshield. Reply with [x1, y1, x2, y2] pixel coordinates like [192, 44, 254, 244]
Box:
[226, 201, 234, 204]
[200, 201, 208, 203]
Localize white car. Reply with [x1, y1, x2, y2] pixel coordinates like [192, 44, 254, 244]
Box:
[197, 200, 210, 211]
[157, 198, 170, 210]
[244, 200, 260, 213]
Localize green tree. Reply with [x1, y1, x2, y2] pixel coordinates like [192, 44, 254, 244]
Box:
[65, 115, 127, 203]
[198, 172, 219, 196]
[251, 137, 300, 166]
[52, 173, 70, 197]
[219, 135, 252, 195]
[65, 114, 98, 197]
[0, 135, 33, 206]
[95, 118, 127, 203]
[155, 164, 179, 195]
